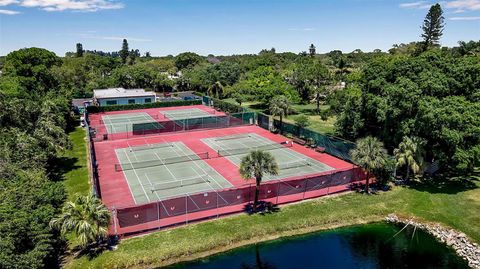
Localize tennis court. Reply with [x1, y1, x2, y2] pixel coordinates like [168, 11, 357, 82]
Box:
[160, 108, 215, 120]
[202, 133, 334, 181]
[102, 112, 161, 134]
[115, 141, 233, 205]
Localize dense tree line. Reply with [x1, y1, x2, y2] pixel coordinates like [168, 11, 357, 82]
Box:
[334, 50, 480, 172]
[0, 48, 72, 268]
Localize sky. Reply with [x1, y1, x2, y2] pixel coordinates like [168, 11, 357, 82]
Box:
[0, 0, 479, 56]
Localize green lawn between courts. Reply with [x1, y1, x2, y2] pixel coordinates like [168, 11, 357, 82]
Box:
[223, 99, 336, 134]
[62, 127, 91, 199]
[65, 170, 480, 269]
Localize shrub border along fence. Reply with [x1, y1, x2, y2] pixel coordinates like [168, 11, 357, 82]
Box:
[86, 99, 202, 113]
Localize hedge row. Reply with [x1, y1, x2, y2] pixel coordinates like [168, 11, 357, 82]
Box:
[211, 97, 244, 113]
[86, 99, 202, 113]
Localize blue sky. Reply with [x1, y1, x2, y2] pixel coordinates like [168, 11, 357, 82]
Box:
[0, 0, 479, 56]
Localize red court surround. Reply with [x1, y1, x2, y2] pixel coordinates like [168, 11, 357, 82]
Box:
[90, 108, 364, 236]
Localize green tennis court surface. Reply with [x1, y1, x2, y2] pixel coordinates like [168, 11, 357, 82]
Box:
[115, 141, 232, 204]
[161, 108, 215, 120]
[102, 113, 162, 134]
[202, 133, 334, 181]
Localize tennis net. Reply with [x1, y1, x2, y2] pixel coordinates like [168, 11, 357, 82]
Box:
[217, 142, 292, 157]
[129, 143, 173, 152]
[115, 152, 209, 171]
[148, 174, 210, 192]
[278, 159, 311, 170]
[214, 134, 251, 141]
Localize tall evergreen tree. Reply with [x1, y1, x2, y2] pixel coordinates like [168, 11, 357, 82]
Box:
[75, 43, 83, 57]
[120, 39, 129, 64]
[129, 49, 137, 65]
[309, 44, 316, 57]
[421, 4, 445, 50]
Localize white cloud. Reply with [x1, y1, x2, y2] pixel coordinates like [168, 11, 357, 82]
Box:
[1, 0, 123, 12]
[445, 0, 480, 11]
[0, 8, 19, 14]
[400, 0, 480, 15]
[449, 15, 480, 19]
[0, 0, 18, 6]
[399, 1, 431, 9]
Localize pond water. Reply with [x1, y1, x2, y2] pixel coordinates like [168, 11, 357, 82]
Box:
[167, 223, 469, 269]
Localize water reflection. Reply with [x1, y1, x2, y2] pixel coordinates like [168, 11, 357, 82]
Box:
[167, 223, 469, 269]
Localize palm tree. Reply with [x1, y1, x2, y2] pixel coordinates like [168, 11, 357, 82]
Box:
[50, 194, 111, 249]
[350, 136, 388, 194]
[239, 150, 279, 212]
[394, 136, 425, 180]
[269, 95, 291, 134]
[209, 81, 224, 99]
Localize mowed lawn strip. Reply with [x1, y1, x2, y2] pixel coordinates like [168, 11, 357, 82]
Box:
[62, 127, 91, 198]
[65, 178, 480, 269]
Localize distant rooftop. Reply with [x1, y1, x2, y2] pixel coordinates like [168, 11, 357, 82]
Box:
[71, 98, 92, 107]
[93, 88, 155, 99]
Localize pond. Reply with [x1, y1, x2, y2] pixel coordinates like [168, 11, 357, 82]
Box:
[166, 223, 469, 269]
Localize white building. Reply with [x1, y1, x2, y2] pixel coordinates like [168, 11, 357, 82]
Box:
[93, 88, 156, 106]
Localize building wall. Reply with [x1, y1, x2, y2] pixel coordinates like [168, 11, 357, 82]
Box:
[97, 96, 155, 106]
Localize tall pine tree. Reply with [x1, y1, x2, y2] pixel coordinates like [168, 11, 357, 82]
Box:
[75, 43, 83, 57]
[120, 39, 129, 64]
[421, 4, 444, 51]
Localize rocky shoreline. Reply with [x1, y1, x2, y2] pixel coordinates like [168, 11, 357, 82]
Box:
[386, 214, 480, 269]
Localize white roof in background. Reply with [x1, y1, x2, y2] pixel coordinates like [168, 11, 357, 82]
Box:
[93, 88, 155, 99]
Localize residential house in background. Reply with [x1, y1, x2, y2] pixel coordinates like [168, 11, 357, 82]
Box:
[93, 88, 156, 106]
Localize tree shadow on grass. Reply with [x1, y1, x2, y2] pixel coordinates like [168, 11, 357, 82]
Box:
[243, 201, 280, 215]
[70, 238, 118, 261]
[407, 173, 479, 195]
[48, 156, 81, 182]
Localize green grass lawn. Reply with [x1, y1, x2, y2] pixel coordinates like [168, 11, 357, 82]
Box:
[65, 174, 480, 269]
[223, 99, 336, 134]
[62, 127, 90, 199]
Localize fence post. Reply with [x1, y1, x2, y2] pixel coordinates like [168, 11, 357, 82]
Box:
[185, 194, 188, 225]
[112, 206, 118, 235]
[303, 178, 309, 200]
[275, 181, 280, 205]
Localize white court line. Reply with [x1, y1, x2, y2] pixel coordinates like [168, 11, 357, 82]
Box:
[122, 148, 151, 203]
[116, 149, 139, 205]
[144, 173, 162, 201]
[171, 143, 225, 190]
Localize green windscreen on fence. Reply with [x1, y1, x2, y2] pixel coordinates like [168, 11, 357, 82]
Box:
[272, 119, 355, 162]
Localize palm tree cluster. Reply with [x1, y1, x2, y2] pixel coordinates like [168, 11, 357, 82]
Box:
[394, 136, 426, 180]
[50, 194, 110, 249]
[350, 136, 388, 193]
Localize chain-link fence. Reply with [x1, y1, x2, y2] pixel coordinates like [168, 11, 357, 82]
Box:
[111, 167, 365, 236]
[85, 113, 101, 198]
[271, 119, 355, 162]
[87, 111, 255, 142]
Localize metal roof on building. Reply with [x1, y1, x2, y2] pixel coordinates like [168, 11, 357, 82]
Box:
[93, 88, 155, 99]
